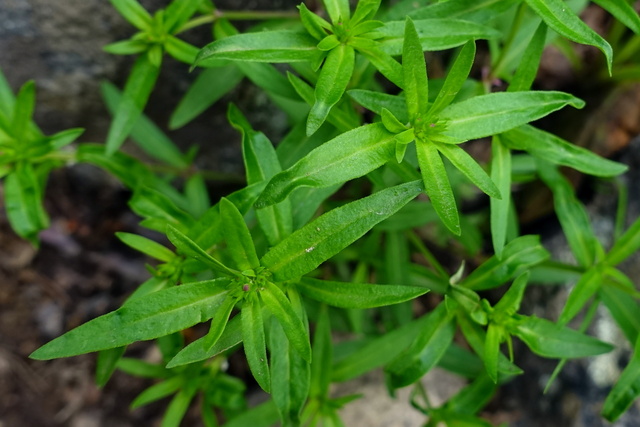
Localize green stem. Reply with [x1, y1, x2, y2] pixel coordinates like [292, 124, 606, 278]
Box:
[177, 9, 300, 34]
[407, 230, 448, 279]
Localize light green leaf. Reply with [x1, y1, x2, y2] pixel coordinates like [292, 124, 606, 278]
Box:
[310, 305, 332, 399]
[261, 180, 423, 281]
[116, 232, 175, 262]
[242, 293, 271, 392]
[439, 91, 585, 142]
[462, 235, 549, 291]
[350, 39, 404, 88]
[379, 19, 501, 55]
[298, 3, 331, 40]
[601, 285, 640, 345]
[484, 323, 502, 383]
[30, 280, 229, 359]
[12, 80, 35, 140]
[164, 36, 202, 65]
[255, 122, 396, 208]
[502, 125, 627, 177]
[109, 0, 152, 31]
[202, 295, 236, 350]
[385, 303, 456, 388]
[220, 198, 260, 271]
[323, 0, 350, 23]
[351, 0, 381, 24]
[494, 272, 530, 317]
[602, 336, 640, 422]
[513, 315, 613, 358]
[508, 23, 547, 92]
[525, 0, 613, 74]
[169, 66, 242, 129]
[261, 282, 311, 362]
[131, 376, 183, 408]
[490, 136, 512, 258]
[435, 141, 501, 199]
[406, 0, 520, 21]
[49, 128, 84, 150]
[105, 50, 161, 155]
[558, 267, 603, 326]
[605, 216, 640, 267]
[95, 347, 127, 387]
[4, 163, 49, 244]
[193, 31, 322, 67]
[166, 225, 238, 277]
[428, 40, 475, 116]
[348, 89, 408, 123]
[103, 39, 148, 55]
[161, 385, 197, 427]
[594, 0, 640, 35]
[307, 44, 354, 135]
[416, 140, 460, 235]
[402, 17, 429, 121]
[163, 0, 201, 34]
[224, 400, 280, 427]
[297, 277, 428, 308]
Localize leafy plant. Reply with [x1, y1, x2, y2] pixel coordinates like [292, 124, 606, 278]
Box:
[2, 0, 640, 425]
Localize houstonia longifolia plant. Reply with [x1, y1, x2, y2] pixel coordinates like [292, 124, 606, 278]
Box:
[1, 0, 639, 425]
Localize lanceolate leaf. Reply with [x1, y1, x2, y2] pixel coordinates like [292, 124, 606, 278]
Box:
[601, 286, 640, 345]
[115, 232, 175, 262]
[255, 123, 396, 208]
[435, 142, 501, 199]
[193, 31, 322, 67]
[379, 19, 501, 55]
[202, 295, 236, 350]
[307, 44, 355, 135]
[220, 198, 260, 271]
[439, 91, 585, 142]
[502, 125, 628, 177]
[310, 305, 332, 399]
[509, 23, 547, 93]
[261, 180, 423, 281]
[106, 49, 161, 155]
[403, 17, 429, 121]
[593, 0, 640, 35]
[297, 277, 428, 308]
[323, 0, 350, 23]
[350, 40, 404, 89]
[525, 0, 613, 74]
[348, 90, 408, 122]
[605, 216, 640, 267]
[602, 336, 640, 422]
[416, 140, 461, 235]
[260, 282, 312, 362]
[298, 3, 331, 40]
[242, 293, 271, 392]
[109, 0, 152, 31]
[513, 315, 613, 358]
[30, 280, 230, 359]
[490, 136, 512, 258]
[130, 376, 184, 408]
[428, 40, 476, 116]
[406, 0, 520, 22]
[4, 163, 49, 244]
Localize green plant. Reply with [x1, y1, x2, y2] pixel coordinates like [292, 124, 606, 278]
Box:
[2, 0, 640, 425]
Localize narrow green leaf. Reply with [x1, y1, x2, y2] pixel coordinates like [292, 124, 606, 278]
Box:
[513, 315, 613, 358]
[224, 400, 280, 427]
[502, 125, 627, 177]
[439, 91, 585, 142]
[255, 123, 396, 208]
[348, 89, 408, 123]
[109, 0, 152, 30]
[525, 0, 613, 74]
[416, 140, 460, 235]
[445, 374, 498, 416]
[297, 277, 428, 309]
[602, 336, 640, 422]
[161, 385, 197, 427]
[167, 314, 244, 368]
[381, 108, 407, 133]
[103, 39, 148, 56]
[220, 198, 260, 271]
[385, 303, 456, 388]
[601, 285, 640, 345]
[298, 3, 331, 40]
[30, 280, 229, 359]
[49, 128, 84, 150]
[490, 136, 512, 258]
[0, 68, 15, 115]
[164, 0, 201, 34]
[317, 35, 341, 51]
[462, 235, 550, 291]
[129, 187, 196, 232]
[310, 305, 332, 399]
[131, 376, 183, 408]
[4, 164, 49, 244]
[164, 36, 202, 65]
[428, 40, 475, 116]
[116, 232, 175, 262]
[508, 23, 547, 92]
[307, 44, 354, 135]
[101, 83, 187, 168]
[323, 0, 350, 23]
[105, 50, 161, 155]
[169, 66, 242, 129]
[402, 17, 429, 121]
[261, 282, 311, 362]
[351, 40, 405, 89]
[406, 0, 520, 22]
[203, 295, 236, 350]
[594, 0, 640, 35]
[484, 323, 502, 383]
[95, 346, 127, 387]
[435, 141, 501, 199]
[261, 180, 423, 281]
[494, 271, 530, 317]
[537, 160, 598, 267]
[166, 225, 238, 277]
[193, 31, 322, 67]
[378, 19, 501, 55]
[351, 0, 381, 24]
[242, 293, 271, 392]
[12, 80, 35, 140]
[605, 216, 640, 267]
[558, 268, 603, 325]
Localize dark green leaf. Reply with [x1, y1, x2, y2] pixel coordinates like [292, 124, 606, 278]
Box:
[490, 136, 512, 258]
[602, 336, 640, 421]
[428, 40, 475, 116]
[513, 315, 613, 358]
[310, 305, 332, 398]
[203, 295, 236, 350]
[502, 125, 627, 177]
[606, 216, 640, 267]
[525, 0, 613, 74]
[406, 0, 520, 22]
[483, 323, 502, 383]
[601, 285, 640, 345]
[255, 123, 396, 208]
[439, 91, 584, 142]
[220, 198, 260, 271]
[193, 31, 322, 67]
[594, 0, 640, 35]
[116, 232, 175, 262]
[4, 164, 49, 244]
[402, 17, 429, 121]
[164, 36, 202, 65]
[494, 272, 529, 317]
[349, 38, 404, 88]
[30, 280, 230, 359]
[298, 3, 331, 40]
[416, 140, 460, 235]
[261, 180, 423, 281]
[12, 80, 35, 140]
[224, 400, 280, 427]
[105, 49, 161, 155]
[161, 385, 198, 427]
[242, 293, 271, 392]
[166, 225, 238, 277]
[508, 23, 547, 92]
[348, 89, 408, 123]
[558, 267, 602, 325]
[297, 277, 428, 309]
[95, 347, 127, 387]
[164, 0, 201, 34]
[131, 376, 183, 408]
